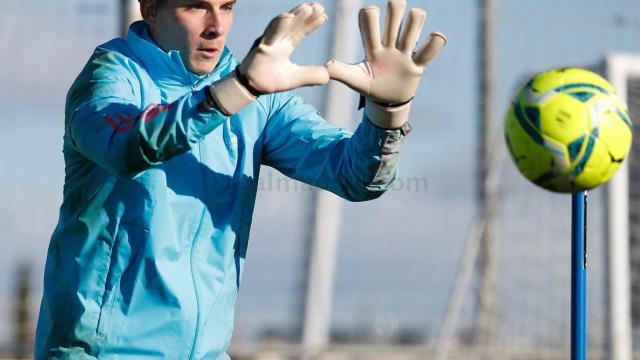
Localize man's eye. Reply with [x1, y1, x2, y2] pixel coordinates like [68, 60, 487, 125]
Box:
[188, 4, 207, 10]
[221, 3, 234, 12]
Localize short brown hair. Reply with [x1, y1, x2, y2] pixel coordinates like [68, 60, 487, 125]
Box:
[139, 0, 167, 7]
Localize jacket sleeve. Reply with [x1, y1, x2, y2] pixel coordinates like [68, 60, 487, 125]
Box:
[65, 50, 229, 178]
[261, 92, 408, 202]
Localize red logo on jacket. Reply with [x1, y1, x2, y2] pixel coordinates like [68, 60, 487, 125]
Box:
[103, 103, 172, 132]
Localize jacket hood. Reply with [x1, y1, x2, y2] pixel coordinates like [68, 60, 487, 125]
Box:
[125, 21, 234, 89]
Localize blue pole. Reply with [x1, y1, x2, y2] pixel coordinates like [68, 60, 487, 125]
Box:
[571, 191, 587, 360]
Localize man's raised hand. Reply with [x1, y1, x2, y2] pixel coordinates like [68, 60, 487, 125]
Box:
[326, 0, 446, 129]
[239, 2, 330, 93]
[207, 3, 329, 116]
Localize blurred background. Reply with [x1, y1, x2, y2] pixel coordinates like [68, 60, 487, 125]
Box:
[1, 0, 640, 359]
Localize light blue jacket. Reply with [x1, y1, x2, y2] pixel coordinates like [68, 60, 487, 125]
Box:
[35, 21, 407, 359]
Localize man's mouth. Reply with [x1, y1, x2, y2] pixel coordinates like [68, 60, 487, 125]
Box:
[198, 48, 219, 59]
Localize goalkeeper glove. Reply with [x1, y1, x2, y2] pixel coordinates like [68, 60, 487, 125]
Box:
[204, 3, 330, 116]
[326, 0, 446, 129]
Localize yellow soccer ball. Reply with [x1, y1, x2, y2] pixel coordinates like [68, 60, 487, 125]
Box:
[504, 67, 633, 193]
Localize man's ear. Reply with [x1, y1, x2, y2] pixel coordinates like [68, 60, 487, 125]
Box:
[140, 0, 159, 25]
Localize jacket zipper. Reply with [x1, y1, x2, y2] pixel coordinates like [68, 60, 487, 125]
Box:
[186, 139, 208, 360]
[185, 69, 227, 359]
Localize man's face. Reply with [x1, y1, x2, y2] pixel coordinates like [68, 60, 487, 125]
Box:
[143, 0, 236, 75]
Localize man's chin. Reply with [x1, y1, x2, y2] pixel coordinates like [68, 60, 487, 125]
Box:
[188, 60, 218, 76]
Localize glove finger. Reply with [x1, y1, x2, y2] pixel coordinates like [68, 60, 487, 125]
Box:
[383, 0, 407, 48]
[262, 12, 295, 46]
[300, 3, 328, 34]
[359, 6, 382, 59]
[290, 3, 328, 47]
[414, 32, 447, 67]
[290, 65, 330, 88]
[398, 8, 426, 55]
[265, 3, 314, 47]
[325, 60, 371, 95]
[290, 2, 315, 17]
[288, 3, 314, 36]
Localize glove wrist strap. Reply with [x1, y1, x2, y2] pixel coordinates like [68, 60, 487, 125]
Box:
[207, 71, 257, 116]
[364, 98, 412, 129]
[358, 95, 414, 110]
[372, 96, 414, 108]
[234, 67, 265, 98]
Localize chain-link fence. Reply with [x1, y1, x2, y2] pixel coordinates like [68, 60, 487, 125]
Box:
[627, 71, 640, 357]
[1, 1, 640, 359]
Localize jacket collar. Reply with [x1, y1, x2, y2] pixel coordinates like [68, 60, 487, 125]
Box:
[125, 21, 233, 89]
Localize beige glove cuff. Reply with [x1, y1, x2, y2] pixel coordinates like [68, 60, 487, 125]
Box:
[209, 72, 257, 116]
[364, 99, 412, 129]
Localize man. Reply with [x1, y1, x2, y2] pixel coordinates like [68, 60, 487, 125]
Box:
[35, 0, 445, 358]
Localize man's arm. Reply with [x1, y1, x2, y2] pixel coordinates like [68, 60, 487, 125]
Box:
[66, 50, 228, 178]
[263, 0, 444, 201]
[68, 3, 330, 178]
[66, 51, 229, 178]
[262, 93, 409, 202]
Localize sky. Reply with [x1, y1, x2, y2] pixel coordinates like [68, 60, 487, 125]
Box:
[0, 0, 639, 351]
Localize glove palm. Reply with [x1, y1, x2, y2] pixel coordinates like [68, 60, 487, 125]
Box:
[240, 3, 330, 93]
[208, 3, 329, 115]
[326, 0, 446, 127]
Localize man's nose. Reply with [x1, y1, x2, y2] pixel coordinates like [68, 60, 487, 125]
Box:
[203, 11, 225, 38]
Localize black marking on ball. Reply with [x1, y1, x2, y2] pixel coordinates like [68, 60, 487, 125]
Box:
[557, 110, 572, 125]
[610, 153, 624, 163]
